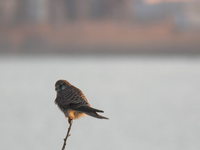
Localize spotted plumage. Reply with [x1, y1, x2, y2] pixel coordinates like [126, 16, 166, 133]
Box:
[55, 80, 108, 121]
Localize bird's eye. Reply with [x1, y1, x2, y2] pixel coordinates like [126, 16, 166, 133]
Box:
[60, 84, 66, 90]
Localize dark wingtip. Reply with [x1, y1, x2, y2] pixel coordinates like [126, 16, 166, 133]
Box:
[97, 110, 104, 113]
[91, 107, 104, 113]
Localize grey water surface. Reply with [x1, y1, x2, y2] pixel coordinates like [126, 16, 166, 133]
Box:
[0, 56, 200, 150]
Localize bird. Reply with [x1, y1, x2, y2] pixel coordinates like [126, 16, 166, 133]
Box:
[55, 80, 108, 123]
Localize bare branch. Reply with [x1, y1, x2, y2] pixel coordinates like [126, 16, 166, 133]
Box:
[61, 119, 73, 150]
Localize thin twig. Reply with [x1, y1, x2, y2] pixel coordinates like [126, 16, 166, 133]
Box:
[61, 119, 73, 150]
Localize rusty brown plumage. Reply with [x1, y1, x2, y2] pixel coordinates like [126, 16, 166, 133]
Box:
[55, 80, 108, 121]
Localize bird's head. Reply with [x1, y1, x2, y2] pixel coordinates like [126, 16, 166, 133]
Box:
[55, 80, 71, 92]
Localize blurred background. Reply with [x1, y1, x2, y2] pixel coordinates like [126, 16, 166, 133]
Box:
[0, 0, 200, 54]
[0, 0, 200, 150]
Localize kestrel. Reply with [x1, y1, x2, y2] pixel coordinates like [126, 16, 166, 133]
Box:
[55, 80, 108, 122]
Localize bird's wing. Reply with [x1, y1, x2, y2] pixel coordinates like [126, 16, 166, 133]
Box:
[61, 86, 89, 106]
[61, 86, 109, 120]
[70, 104, 108, 119]
[70, 103, 103, 113]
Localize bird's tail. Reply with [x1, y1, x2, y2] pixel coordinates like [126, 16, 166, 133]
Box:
[85, 111, 109, 119]
[73, 106, 109, 119]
